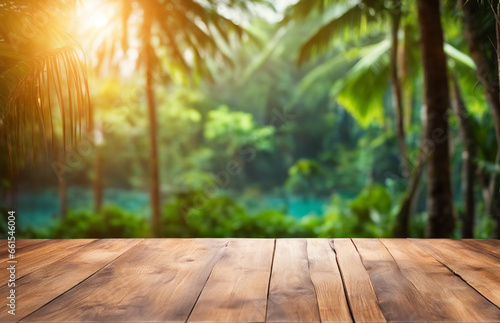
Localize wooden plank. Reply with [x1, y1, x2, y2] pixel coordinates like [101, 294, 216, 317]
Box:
[382, 239, 500, 322]
[332, 239, 386, 322]
[0, 239, 95, 284]
[0, 239, 140, 321]
[266, 239, 320, 323]
[188, 239, 274, 322]
[353, 239, 436, 321]
[306, 239, 352, 323]
[411, 239, 500, 308]
[1, 239, 47, 251]
[23, 239, 229, 322]
[0, 239, 49, 259]
[461, 239, 500, 259]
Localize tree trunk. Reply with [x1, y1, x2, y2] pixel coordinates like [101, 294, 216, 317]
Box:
[461, 0, 500, 147]
[390, 2, 406, 158]
[493, 4, 500, 238]
[87, 92, 103, 214]
[6, 173, 17, 211]
[94, 141, 103, 213]
[144, 23, 161, 237]
[451, 75, 476, 238]
[417, 0, 455, 237]
[390, 0, 419, 237]
[58, 150, 67, 218]
[461, 0, 500, 235]
[59, 177, 67, 218]
[394, 153, 425, 237]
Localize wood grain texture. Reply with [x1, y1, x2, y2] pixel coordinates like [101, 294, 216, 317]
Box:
[411, 239, 500, 308]
[0, 239, 49, 257]
[0, 238, 497, 323]
[0, 239, 95, 285]
[23, 239, 229, 322]
[461, 239, 500, 259]
[266, 239, 320, 323]
[382, 239, 500, 322]
[332, 239, 386, 323]
[188, 239, 274, 322]
[0, 239, 50, 262]
[306, 239, 352, 323]
[353, 239, 436, 322]
[0, 239, 140, 321]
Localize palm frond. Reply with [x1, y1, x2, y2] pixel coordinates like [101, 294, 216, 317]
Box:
[444, 43, 476, 69]
[281, 0, 350, 23]
[292, 52, 354, 106]
[238, 26, 289, 86]
[297, 1, 387, 65]
[332, 38, 391, 126]
[1, 46, 91, 166]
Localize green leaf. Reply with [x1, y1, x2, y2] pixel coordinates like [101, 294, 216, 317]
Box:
[444, 43, 476, 70]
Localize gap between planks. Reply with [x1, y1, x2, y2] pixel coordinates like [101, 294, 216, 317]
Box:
[264, 239, 277, 322]
[408, 238, 500, 311]
[329, 240, 355, 322]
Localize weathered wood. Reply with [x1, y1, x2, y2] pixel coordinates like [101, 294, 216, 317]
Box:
[332, 239, 386, 322]
[0, 239, 94, 285]
[306, 239, 352, 323]
[353, 239, 436, 321]
[189, 239, 274, 322]
[266, 239, 320, 323]
[24, 239, 228, 322]
[382, 239, 500, 321]
[411, 239, 500, 308]
[0, 239, 140, 321]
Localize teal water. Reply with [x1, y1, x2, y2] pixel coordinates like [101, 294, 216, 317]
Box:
[16, 188, 329, 229]
[242, 195, 329, 218]
[17, 188, 150, 229]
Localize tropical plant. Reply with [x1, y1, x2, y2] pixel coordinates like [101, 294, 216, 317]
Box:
[459, 0, 500, 237]
[84, 0, 268, 236]
[284, 0, 474, 237]
[0, 0, 91, 165]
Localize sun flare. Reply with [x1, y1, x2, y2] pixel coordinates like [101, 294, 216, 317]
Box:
[91, 12, 109, 28]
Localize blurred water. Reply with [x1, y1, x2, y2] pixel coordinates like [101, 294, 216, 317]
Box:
[242, 195, 329, 218]
[17, 188, 149, 230]
[16, 188, 329, 229]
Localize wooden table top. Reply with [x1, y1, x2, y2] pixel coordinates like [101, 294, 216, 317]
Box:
[1, 238, 499, 322]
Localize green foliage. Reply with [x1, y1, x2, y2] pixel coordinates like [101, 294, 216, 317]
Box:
[318, 185, 395, 237]
[0, 0, 91, 165]
[21, 206, 149, 238]
[286, 159, 328, 196]
[161, 187, 397, 239]
[5, 0, 500, 240]
[284, 0, 388, 64]
[161, 191, 316, 238]
[205, 105, 274, 150]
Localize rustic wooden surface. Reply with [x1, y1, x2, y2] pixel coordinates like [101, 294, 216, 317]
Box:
[1, 238, 499, 322]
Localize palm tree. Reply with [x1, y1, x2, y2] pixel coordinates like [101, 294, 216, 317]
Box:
[285, 0, 470, 236]
[283, 0, 418, 236]
[0, 0, 91, 217]
[0, 0, 91, 162]
[451, 74, 477, 238]
[286, 0, 407, 156]
[417, 0, 455, 237]
[86, 0, 258, 236]
[459, 0, 500, 237]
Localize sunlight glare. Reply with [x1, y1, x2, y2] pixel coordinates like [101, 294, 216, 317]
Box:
[91, 12, 109, 28]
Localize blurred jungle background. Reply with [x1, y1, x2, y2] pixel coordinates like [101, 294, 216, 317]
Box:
[1, 0, 499, 239]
